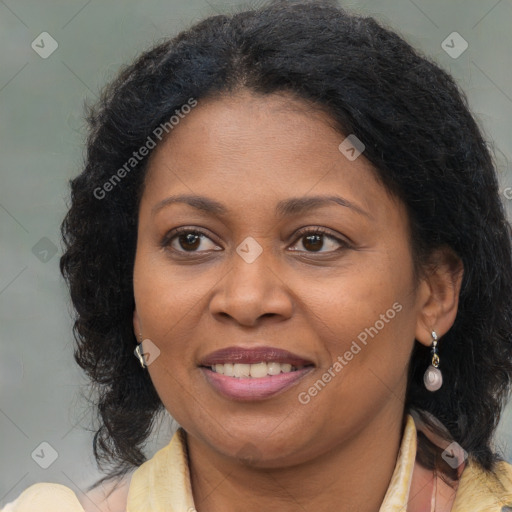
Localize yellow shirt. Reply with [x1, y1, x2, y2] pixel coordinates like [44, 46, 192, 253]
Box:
[2, 414, 512, 511]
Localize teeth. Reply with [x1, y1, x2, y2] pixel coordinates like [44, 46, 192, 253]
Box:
[250, 362, 267, 378]
[233, 363, 250, 378]
[267, 362, 282, 375]
[210, 362, 302, 377]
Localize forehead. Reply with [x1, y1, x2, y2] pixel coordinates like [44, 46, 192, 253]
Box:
[141, 90, 400, 221]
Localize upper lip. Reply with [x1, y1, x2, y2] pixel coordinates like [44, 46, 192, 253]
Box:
[200, 346, 314, 366]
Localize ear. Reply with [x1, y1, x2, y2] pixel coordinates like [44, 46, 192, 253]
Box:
[415, 246, 464, 347]
[133, 309, 142, 340]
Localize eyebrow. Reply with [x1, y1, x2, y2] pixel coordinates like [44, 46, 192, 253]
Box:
[151, 193, 371, 219]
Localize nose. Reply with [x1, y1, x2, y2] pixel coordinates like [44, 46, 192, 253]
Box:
[208, 242, 294, 327]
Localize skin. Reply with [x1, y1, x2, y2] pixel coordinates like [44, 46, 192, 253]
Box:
[132, 89, 463, 512]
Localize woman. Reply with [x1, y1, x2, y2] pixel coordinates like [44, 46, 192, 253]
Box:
[3, 1, 512, 510]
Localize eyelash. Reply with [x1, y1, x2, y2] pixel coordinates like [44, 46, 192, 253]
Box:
[161, 226, 350, 255]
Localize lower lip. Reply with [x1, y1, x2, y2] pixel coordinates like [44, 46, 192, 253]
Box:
[201, 367, 314, 401]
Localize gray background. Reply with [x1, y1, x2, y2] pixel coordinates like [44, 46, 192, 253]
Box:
[1, 0, 512, 506]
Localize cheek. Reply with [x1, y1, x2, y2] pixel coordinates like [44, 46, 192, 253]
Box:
[134, 260, 204, 419]
[133, 248, 211, 340]
[294, 297, 415, 432]
[132, 257, 198, 409]
[296, 248, 416, 383]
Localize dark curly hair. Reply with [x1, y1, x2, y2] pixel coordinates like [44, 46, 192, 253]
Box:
[59, 0, 512, 493]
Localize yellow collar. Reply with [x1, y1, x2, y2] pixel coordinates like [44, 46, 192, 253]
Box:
[379, 414, 417, 511]
[127, 428, 195, 512]
[126, 415, 418, 512]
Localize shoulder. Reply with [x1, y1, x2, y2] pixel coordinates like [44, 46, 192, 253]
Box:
[490, 459, 512, 500]
[81, 474, 132, 512]
[452, 458, 512, 511]
[1, 475, 132, 512]
[495, 460, 512, 485]
[0, 483, 85, 512]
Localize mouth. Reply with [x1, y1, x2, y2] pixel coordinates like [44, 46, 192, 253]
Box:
[199, 346, 315, 400]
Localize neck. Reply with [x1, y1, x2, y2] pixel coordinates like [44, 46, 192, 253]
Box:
[186, 406, 406, 512]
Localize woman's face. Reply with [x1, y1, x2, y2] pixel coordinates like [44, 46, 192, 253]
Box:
[133, 90, 430, 466]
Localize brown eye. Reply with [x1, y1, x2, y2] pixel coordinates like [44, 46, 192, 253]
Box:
[162, 228, 220, 253]
[177, 232, 201, 251]
[301, 233, 325, 252]
[290, 227, 348, 253]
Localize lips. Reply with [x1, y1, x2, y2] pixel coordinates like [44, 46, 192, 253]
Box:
[199, 346, 314, 367]
[202, 366, 314, 400]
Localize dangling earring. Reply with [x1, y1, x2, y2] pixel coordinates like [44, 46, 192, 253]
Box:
[134, 333, 146, 369]
[423, 331, 442, 391]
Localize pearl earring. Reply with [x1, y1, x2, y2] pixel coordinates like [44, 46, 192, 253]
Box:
[423, 331, 442, 391]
